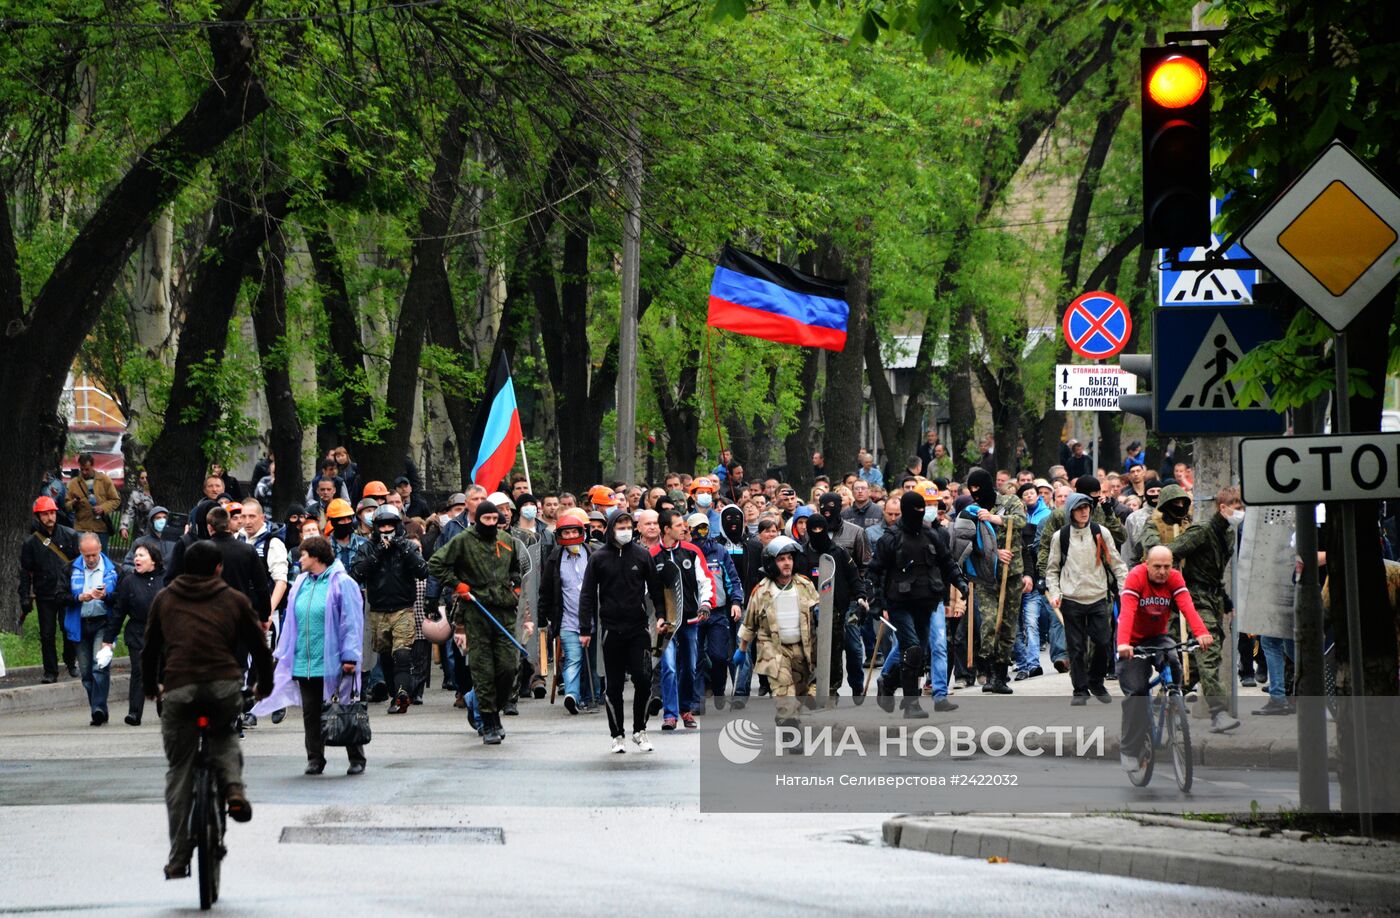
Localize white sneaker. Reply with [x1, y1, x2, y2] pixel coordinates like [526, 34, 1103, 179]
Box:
[611, 736, 627, 754]
[1210, 711, 1241, 733]
[632, 730, 654, 752]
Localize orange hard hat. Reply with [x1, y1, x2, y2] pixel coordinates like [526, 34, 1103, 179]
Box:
[32, 496, 58, 514]
[361, 480, 390, 498]
[326, 498, 354, 520]
[688, 478, 717, 494]
[586, 485, 618, 507]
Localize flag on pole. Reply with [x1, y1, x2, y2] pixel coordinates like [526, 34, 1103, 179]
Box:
[466, 351, 524, 494]
[706, 245, 849, 351]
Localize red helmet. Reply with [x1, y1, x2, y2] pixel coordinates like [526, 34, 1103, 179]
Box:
[32, 496, 58, 514]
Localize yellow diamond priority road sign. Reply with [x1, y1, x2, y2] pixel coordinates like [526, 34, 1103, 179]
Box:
[1241, 141, 1400, 331]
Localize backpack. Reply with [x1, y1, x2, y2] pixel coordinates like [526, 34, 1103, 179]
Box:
[950, 505, 999, 586]
[1057, 522, 1118, 597]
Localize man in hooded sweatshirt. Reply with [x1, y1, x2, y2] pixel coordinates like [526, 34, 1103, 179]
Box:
[867, 489, 965, 715]
[428, 501, 523, 744]
[142, 540, 273, 880]
[965, 468, 1027, 695]
[1045, 493, 1129, 704]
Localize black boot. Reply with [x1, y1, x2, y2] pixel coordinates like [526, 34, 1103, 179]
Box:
[901, 697, 929, 719]
[483, 713, 504, 745]
[875, 676, 895, 713]
[989, 663, 1014, 695]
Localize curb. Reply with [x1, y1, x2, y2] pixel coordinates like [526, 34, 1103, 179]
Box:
[0, 674, 131, 716]
[882, 816, 1399, 907]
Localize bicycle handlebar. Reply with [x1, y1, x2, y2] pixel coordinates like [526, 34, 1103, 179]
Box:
[1130, 639, 1199, 660]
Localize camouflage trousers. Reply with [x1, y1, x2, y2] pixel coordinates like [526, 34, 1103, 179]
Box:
[1173, 602, 1227, 713]
[765, 641, 814, 719]
[974, 581, 1020, 665]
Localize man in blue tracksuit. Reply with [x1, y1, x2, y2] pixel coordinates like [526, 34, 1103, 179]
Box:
[688, 512, 743, 713]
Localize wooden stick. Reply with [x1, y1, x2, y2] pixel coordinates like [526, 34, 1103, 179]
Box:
[863, 617, 888, 695]
[966, 582, 975, 669]
[993, 518, 1014, 636]
[1179, 612, 1191, 686]
[538, 628, 549, 679]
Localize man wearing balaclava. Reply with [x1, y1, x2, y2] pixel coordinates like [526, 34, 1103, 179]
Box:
[428, 501, 523, 745]
[965, 467, 1027, 695]
[1122, 477, 1167, 566]
[866, 489, 965, 715]
[802, 511, 868, 699]
[537, 509, 600, 716]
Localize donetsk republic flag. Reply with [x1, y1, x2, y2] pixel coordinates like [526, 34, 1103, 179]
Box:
[705, 245, 850, 351]
[466, 351, 524, 494]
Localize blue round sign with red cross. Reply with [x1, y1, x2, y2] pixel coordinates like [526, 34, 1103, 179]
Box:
[1062, 291, 1131, 360]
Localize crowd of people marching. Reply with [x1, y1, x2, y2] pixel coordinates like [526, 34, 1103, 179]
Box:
[20, 433, 1284, 751]
[19, 435, 1299, 877]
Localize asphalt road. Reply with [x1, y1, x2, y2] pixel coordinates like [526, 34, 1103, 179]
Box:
[0, 685, 1348, 916]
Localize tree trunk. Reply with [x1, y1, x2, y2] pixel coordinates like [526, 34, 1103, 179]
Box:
[305, 221, 372, 451]
[649, 343, 701, 477]
[250, 232, 304, 517]
[946, 303, 978, 473]
[356, 107, 468, 486]
[0, 2, 268, 631]
[782, 348, 821, 493]
[144, 191, 282, 512]
[126, 207, 176, 453]
[819, 235, 872, 482]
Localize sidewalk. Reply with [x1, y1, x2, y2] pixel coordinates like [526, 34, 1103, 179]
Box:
[0, 659, 132, 716]
[882, 813, 1400, 908]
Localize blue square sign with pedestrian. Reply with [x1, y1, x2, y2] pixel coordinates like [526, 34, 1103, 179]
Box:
[1153, 307, 1284, 435]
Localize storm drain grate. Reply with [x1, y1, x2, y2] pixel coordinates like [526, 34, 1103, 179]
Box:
[280, 826, 504, 846]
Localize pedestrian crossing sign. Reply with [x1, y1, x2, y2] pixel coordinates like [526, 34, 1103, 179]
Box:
[1165, 314, 1270, 411]
[1153, 307, 1284, 435]
[1158, 196, 1258, 307]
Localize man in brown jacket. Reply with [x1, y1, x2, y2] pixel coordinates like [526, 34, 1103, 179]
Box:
[141, 541, 273, 880]
[65, 453, 121, 551]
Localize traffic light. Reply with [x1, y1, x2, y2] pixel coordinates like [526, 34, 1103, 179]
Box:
[1141, 45, 1210, 250]
[1118, 353, 1155, 429]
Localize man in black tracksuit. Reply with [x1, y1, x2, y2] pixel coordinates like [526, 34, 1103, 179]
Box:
[353, 506, 430, 713]
[803, 512, 867, 698]
[578, 511, 668, 751]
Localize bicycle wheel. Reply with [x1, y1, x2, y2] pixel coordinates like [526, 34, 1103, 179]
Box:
[195, 770, 217, 910]
[1169, 696, 1193, 792]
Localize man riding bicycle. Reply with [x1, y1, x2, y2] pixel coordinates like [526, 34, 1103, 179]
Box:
[1116, 545, 1213, 773]
[142, 541, 274, 880]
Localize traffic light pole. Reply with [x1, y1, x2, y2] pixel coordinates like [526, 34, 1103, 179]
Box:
[1332, 332, 1374, 834]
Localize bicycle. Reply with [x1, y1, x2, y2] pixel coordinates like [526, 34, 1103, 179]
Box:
[1127, 640, 1200, 792]
[190, 713, 226, 910]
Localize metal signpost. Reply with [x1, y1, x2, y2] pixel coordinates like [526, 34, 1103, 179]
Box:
[1241, 139, 1400, 831]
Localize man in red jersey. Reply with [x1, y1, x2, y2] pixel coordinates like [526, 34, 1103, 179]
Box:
[1115, 545, 1214, 771]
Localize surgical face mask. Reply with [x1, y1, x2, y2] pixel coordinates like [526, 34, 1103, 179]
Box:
[696, 493, 713, 509]
[1229, 508, 1246, 527]
[361, 512, 374, 526]
[522, 505, 538, 521]
[614, 529, 634, 545]
[923, 507, 938, 524]
[153, 518, 167, 534]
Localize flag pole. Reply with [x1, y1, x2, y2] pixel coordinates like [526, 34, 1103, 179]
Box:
[519, 440, 533, 494]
